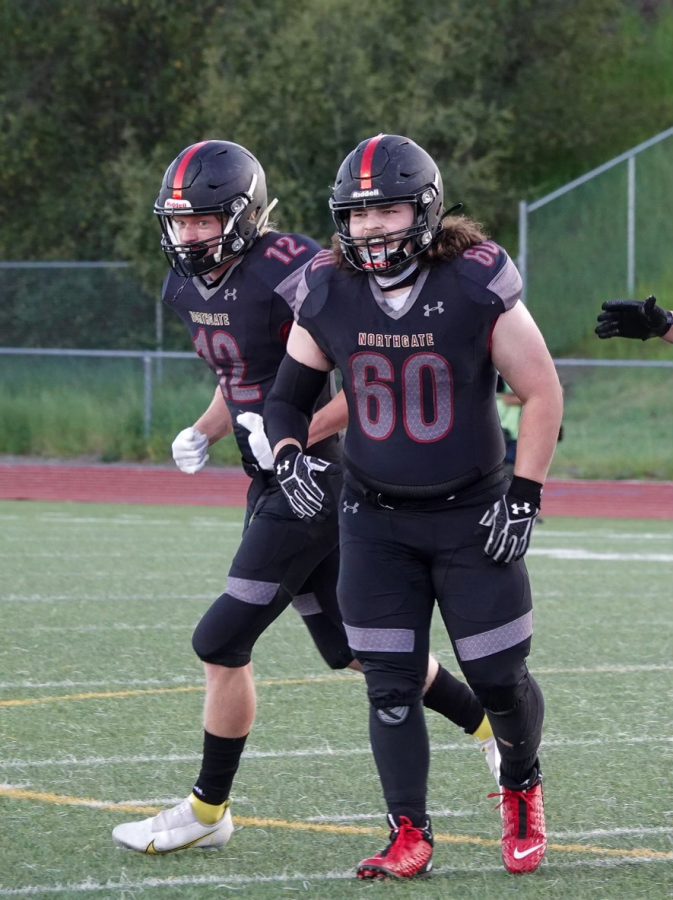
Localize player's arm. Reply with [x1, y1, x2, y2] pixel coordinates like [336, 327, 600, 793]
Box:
[171, 386, 233, 474]
[307, 389, 348, 448]
[194, 386, 234, 443]
[478, 303, 563, 564]
[595, 295, 673, 343]
[264, 324, 338, 520]
[492, 302, 563, 485]
[266, 323, 333, 457]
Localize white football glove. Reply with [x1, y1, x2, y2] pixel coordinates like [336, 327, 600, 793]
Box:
[171, 426, 209, 474]
[236, 412, 274, 471]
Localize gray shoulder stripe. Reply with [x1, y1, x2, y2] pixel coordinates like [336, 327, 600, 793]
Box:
[487, 255, 522, 310]
[275, 266, 307, 314]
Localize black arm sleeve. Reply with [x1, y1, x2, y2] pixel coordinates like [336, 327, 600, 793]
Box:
[264, 355, 329, 452]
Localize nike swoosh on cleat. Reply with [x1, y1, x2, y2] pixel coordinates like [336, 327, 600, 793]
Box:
[145, 831, 220, 855]
[512, 843, 545, 860]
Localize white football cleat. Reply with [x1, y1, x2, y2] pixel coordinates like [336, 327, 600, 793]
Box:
[477, 735, 501, 786]
[112, 797, 233, 854]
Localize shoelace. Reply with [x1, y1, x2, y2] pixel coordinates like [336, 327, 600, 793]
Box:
[488, 786, 539, 815]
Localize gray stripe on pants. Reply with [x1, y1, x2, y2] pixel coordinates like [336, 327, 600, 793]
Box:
[345, 624, 415, 653]
[292, 592, 321, 616]
[226, 576, 279, 606]
[455, 611, 533, 661]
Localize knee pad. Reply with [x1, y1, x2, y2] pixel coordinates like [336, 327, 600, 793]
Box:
[475, 674, 530, 715]
[191, 592, 256, 667]
[463, 643, 532, 714]
[192, 617, 252, 667]
[363, 666, 425, 711]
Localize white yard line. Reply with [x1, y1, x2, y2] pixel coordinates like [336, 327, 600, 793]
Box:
[2, 662, 670, 691]
[534, 530, 673, 540]
[528, 548, 673, 561]
[0, 856, 669, 896]
[2, 734, 671, 771]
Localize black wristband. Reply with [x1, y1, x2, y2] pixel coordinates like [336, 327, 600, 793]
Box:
[509, 475, 543, 508]
[275, 443, 300, 464]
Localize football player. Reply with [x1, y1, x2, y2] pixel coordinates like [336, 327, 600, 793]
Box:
[595, 295, 673, 343]
[265, 134, 564, 878]
[112, 140, 499, 857]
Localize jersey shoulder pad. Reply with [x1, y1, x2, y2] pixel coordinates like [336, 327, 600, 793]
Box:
[305, 249, 338, 287]
[276, 248, 337, 318]
[295, 249, 339, 319]
[255, 232, 321, 278]
[455, 240, 522, 309]
[249, 232, 319, 301]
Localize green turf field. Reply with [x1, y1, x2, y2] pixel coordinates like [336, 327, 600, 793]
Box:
[1, 501, 672, 898]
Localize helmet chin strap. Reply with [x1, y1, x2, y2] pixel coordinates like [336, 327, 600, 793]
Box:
[374, 260, 418, 288]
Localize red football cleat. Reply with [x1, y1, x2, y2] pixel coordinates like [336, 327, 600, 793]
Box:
[356, 814, 433, 880]
[491, 779, 547, 874]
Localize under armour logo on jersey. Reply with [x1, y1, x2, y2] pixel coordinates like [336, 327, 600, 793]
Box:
[423, 301, 444, 316]
[223, 288, 238, 302]
[343, 500, 359, 514]
[276, 459, 291, 474]
[510, 501, 532, 515]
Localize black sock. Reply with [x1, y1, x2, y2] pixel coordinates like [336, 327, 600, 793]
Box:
[423, 664, 484, 734]
[192, 731, 248, 806]
[370, 700, 429, 829]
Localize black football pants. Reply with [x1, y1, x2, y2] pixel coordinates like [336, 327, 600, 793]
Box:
[337, 478, 542, 809]
[191, 478, 352, 668]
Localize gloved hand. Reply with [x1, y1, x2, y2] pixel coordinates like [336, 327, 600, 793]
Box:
[274, 445, 337, 521]
[171, 426, 209, 474]
[595, 295, 673, 340]
[236, 412, 274, 471]
[479, 476, 542, 564]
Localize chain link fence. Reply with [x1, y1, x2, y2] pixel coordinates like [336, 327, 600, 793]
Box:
[519, 125, 673, 356]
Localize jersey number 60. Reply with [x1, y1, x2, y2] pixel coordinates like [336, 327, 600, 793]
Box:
[350, 351, 453, 443]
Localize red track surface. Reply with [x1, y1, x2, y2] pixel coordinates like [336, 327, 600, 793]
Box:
[1, 460, 672, 519]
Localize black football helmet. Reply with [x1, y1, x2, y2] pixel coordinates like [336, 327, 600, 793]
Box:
[329, 134, 444, 273]
[155, 140, 267, 277]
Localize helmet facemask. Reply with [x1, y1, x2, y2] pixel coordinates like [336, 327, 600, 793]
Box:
[159, 193, 257, 278]
[332, 186, 442, 275]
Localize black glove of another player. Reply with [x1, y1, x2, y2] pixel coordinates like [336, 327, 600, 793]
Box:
[480, 476, 542, 564]
[275, 445, 337, 521]
[595, 295, 673, 340]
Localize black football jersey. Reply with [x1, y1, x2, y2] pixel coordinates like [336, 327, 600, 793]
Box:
[163, 231, 339, 470]
[292, 242, 522, 494]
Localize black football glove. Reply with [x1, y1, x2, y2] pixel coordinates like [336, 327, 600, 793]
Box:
[595, 295, 673, 341]
[274, 445, 337, 521]
[480, 476, 542, 564]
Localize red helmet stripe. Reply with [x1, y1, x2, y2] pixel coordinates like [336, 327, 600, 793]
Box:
[359, 134, 385, 190]
[172, 141, 210, 199]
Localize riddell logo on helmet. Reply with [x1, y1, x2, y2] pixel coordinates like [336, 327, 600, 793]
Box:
[165, 197, 193, 210]
[351, 189, 381, 199]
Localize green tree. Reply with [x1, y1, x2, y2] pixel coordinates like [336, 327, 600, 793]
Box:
[0, 0, 217, 259]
